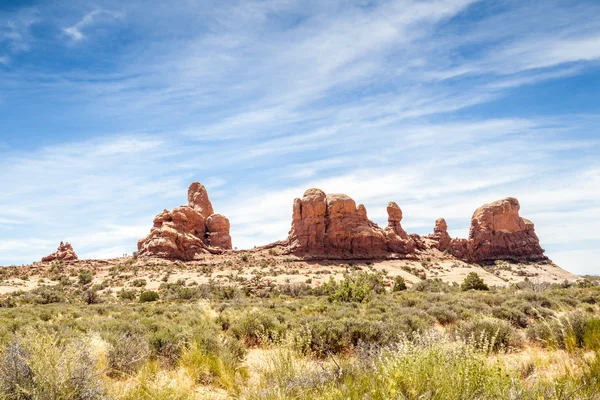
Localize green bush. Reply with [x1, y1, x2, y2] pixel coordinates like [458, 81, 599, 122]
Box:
[322, 272, 385, 303]
[78, 270, 93, 285]
[139, 291, 159, 303]
[392, 276, 407, 292]
[225, 310, 284, 346]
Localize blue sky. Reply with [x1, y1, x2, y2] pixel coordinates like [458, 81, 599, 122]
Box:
[0, 0, 599, 274]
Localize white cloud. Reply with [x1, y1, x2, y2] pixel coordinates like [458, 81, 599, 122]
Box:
[0, 0, 599, 277]
[63, 9, 123, 42]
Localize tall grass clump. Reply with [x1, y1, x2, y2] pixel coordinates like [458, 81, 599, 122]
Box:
[179, 328, 248, 391]
[0, 329, 104, 400]
[527, 312, 600, 351]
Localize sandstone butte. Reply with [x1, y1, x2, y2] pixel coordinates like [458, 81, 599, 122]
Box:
[41, 241, 78, 262]
[137, 182, 232, 260]
[265, 188, 547, 263]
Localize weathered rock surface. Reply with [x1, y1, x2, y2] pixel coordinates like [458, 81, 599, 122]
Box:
[427, 197, 546, 262]
[270, 189, 545, 263]
[427, 218, 452, 251]
[268, 188, 415, 259]
[42, 242, 78, 262]
[137, 182, 232, 260]
[466, 197, 545, 262]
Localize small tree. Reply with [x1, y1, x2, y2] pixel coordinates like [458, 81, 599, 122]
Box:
[461, 272, 489, 291]
[393, 275, 407, 292]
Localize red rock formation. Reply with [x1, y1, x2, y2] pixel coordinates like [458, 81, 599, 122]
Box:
[269, 188, 414, 259]
[137, 182, 232, 260]
[466, 197, 545, 262]
[41, 242, 78, 262]
[273, 190, 545, 263]
[427, 198, 546, 262]
[427, 218, 451, 251]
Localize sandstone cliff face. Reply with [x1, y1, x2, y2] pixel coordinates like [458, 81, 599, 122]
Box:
[274, 189, 414, 259]
[137, 183, 232, 260]
[42, 242, 78, 262]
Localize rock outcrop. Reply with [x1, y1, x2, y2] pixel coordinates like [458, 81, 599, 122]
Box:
[467, 197, 545, 262]
[137, 182, 232, 260]
[270, 189, 545, 263]
[427, 218, 452, 251]
[268, 188, 414, 259]
[427, 197, 546, 262]
[41, 242, 78, 262]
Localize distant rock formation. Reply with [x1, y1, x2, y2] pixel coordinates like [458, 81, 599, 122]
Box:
[467, 197, 545, 262]
[41, 242, 78, 262]
[428, 197, 546, 262]
[137, 182, 232, 260]
[427, 218, 452, 251]
[266, 188, 415, 259]
[268, 189, 546, 263]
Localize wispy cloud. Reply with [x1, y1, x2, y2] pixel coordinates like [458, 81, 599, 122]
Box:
[0, 0, 599, 275]
[63, 9, 123, 42]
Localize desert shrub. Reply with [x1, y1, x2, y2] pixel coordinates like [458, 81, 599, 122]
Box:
[0, 342, 34, 397]
[0, 330, 104, 399]
[147, 327, 186, 363]
[392, 276, 407, 292]
[461, 272, 489, 291]
[225, 309, 284, 346]
[293, 318, 348, 357]
[107, 333, 150, 377]
[83, 289, 100, 305]
[412, 278, 456, 293]
[455, 318, 520, 352]
[427, 306, 458, 325]
[78, 270, 93, 285]
[139, 290, 159, 303]
[118, 289, 137, 301]
[278, 283, 311, 297]
[346, 337, 514, 399]
[32, 286, 65, 305]
[179, 330, 248, 390]
[322, 272, 385, 303]
[492, 306, 529, 328]
[131, 278, 147, 288]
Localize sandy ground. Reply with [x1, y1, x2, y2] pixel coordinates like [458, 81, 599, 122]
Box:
[0, 247, 580, 295]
